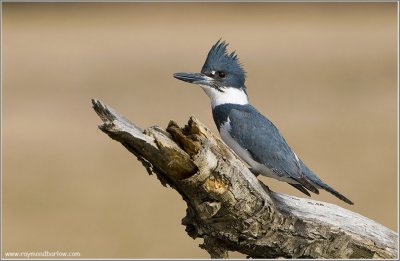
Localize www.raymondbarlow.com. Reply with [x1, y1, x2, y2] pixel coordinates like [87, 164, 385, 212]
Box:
[4, 251, 81, 258]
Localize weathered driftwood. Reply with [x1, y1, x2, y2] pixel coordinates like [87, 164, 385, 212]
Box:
[92, 98, 398, 259]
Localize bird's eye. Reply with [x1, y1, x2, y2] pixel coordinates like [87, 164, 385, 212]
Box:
[217, 71, 226, 78]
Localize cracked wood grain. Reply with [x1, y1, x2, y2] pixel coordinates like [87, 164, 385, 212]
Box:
[92, 98, 398, 259]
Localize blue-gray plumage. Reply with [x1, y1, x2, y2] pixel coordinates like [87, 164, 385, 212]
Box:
[173, 40, 353, 205]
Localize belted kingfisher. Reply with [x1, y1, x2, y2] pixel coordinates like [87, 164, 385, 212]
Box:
[174, 40, 353, 205]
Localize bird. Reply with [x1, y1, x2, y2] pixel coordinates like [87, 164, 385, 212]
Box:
[173, 40, 353, 205]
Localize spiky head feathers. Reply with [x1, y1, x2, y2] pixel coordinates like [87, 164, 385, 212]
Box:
[201, 40, 246, 88]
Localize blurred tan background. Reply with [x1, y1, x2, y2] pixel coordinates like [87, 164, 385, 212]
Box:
[2, 2, 398, 259]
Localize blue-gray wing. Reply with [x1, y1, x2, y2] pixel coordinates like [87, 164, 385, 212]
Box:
[228, 106, 318, 193]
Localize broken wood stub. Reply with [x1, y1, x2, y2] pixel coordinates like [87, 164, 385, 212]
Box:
[92, 98, 398, 259]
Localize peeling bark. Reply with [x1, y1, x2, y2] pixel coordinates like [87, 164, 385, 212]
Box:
[92, 98, 398, 259]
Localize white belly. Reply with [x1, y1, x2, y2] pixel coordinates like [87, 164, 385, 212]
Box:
[219, 120, 295, 183]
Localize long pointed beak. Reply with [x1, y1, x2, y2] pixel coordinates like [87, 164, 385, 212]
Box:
[173, 72, 212, 86]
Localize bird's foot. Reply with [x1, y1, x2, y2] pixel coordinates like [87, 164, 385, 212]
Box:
[249, 168, 260, 177]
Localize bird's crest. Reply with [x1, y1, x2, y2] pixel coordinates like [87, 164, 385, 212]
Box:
[201, 40, 246, 83]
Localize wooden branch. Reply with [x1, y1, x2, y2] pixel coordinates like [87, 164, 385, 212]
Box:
[92, 98, 398, 259]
